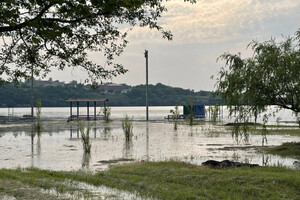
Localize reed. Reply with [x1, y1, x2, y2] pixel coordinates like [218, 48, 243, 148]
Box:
[78, 121, 92, 153]
[186, 96, 194, 126]
[208, 103, 219, 122]
[102, 106, 111, 122]
[170, 105, 180, 130]
[122, 115, 133, 141]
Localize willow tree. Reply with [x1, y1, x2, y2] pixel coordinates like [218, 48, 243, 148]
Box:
[215, 30, 300, 135]
[0, 0, 196, 83]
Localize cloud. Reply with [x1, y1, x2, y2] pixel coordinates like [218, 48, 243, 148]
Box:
[47, 0, 300, 91]
[125, 0, 300, 44]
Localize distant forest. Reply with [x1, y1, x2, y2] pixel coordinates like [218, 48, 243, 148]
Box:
[0, 80, 221, 107]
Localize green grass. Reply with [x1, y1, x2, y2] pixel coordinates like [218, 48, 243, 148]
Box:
[264, 142, 300, 159]
[226, 126, 300, 136]
[122, 115, 133, 141]
[0, 161, 299, 200]
[260, 128, 300, 136]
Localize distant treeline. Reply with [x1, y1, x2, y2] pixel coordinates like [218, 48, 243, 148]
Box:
[0, 81, 221, 107]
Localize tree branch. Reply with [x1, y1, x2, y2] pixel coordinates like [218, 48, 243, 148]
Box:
[0, 3, 56, 33]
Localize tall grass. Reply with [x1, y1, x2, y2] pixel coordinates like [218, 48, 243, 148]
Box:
[33, 99, 42, 133]
[78, 121, 92, 153]
[122, 115, 133, 141]
[170, 105, 180, 130]
[102, 106, 111, 122]
[208, 103, 219, 122]
[186, 96, 194, 126]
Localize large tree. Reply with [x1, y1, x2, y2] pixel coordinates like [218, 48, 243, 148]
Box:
[215, 29, 300, 125]
[0, 0, 195, 83]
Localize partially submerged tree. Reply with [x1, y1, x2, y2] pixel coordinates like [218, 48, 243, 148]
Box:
[215, 29, 300, 126]
[170, 105, 180, 130]
[0, 0, 196, 83]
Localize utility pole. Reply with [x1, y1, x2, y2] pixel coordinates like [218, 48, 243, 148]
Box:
[31, 66, 34, 122]
[145, 49, 149, 121]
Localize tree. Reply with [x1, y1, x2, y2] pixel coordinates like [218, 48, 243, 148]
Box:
[214, 29, 300, 125]
[0, 0, 195, 83]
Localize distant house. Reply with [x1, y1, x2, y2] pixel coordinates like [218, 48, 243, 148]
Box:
[101, 83, 128, 93]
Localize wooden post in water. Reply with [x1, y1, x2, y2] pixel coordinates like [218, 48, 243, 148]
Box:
[87, 101, 90, 120]
[70, 102, 72, 120]
[94, 101, 96, 120]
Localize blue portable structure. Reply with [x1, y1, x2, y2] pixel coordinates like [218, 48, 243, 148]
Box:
[165, 105, 206, 119]
[184, 105, 205, 118]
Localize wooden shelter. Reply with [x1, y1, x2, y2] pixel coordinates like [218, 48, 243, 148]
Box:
[66, 98, 108, 122]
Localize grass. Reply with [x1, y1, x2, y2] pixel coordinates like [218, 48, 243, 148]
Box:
[122, 115, 133, 141]
[102, 106, 111, 122]
[226, 125, 300, 136]
[0, 161, 299, 200]
[264, 142, 300, 159]
[258, 128, 300, 136]
[170, 105, 180, 130]
[78, 121, 92, 154]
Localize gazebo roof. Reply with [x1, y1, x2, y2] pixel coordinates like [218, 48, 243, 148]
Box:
[66, 98, 108, 102]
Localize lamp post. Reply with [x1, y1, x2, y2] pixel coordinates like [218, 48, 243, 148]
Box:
[144, 49, 149, 121]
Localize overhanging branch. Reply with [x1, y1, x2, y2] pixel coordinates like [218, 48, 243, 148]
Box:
[0, 3, 56, 33]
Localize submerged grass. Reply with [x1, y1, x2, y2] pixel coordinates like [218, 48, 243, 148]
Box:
[264, 142, 300, 159]
[122, 115, 133, 141]
[0, 161, 299, 200]
[78, 121, 92, 154]
[226, 125, 300, 136]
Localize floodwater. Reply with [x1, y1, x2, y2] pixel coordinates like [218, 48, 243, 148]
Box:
[0, 106, 299, 171]
[1, 106, 298, 124]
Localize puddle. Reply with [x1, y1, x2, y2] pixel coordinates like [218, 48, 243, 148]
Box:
[41, 180, 147, 200]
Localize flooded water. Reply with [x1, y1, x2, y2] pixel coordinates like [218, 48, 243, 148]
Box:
[0, 106, 299, 171]
[0, 106, 298, 124]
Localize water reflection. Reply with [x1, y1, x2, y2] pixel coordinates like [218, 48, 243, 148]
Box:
[123, 140, 133, 159]
[93, 126, 97, 138]
[69, 124, 112, 140]
[102, 126, 111, 140]
[0, 120, 298, 171]
[31, 130, 35, 167]
[146, 122, 149, 161]
[82, 152, 91, 170]
[69, 125, 80, 139]
[262, 153, 271, 166]
[188, 126, 194, 137]
[36, 132, 41, 158]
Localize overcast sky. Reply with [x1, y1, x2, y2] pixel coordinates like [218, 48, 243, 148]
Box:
[49, 0, 300, 91]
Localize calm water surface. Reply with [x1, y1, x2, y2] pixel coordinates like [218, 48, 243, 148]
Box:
[0, 106, 299, 171]
[0, 106, 298, 124]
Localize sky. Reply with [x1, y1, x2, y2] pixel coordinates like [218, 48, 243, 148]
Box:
[49, 0, 300, 91]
